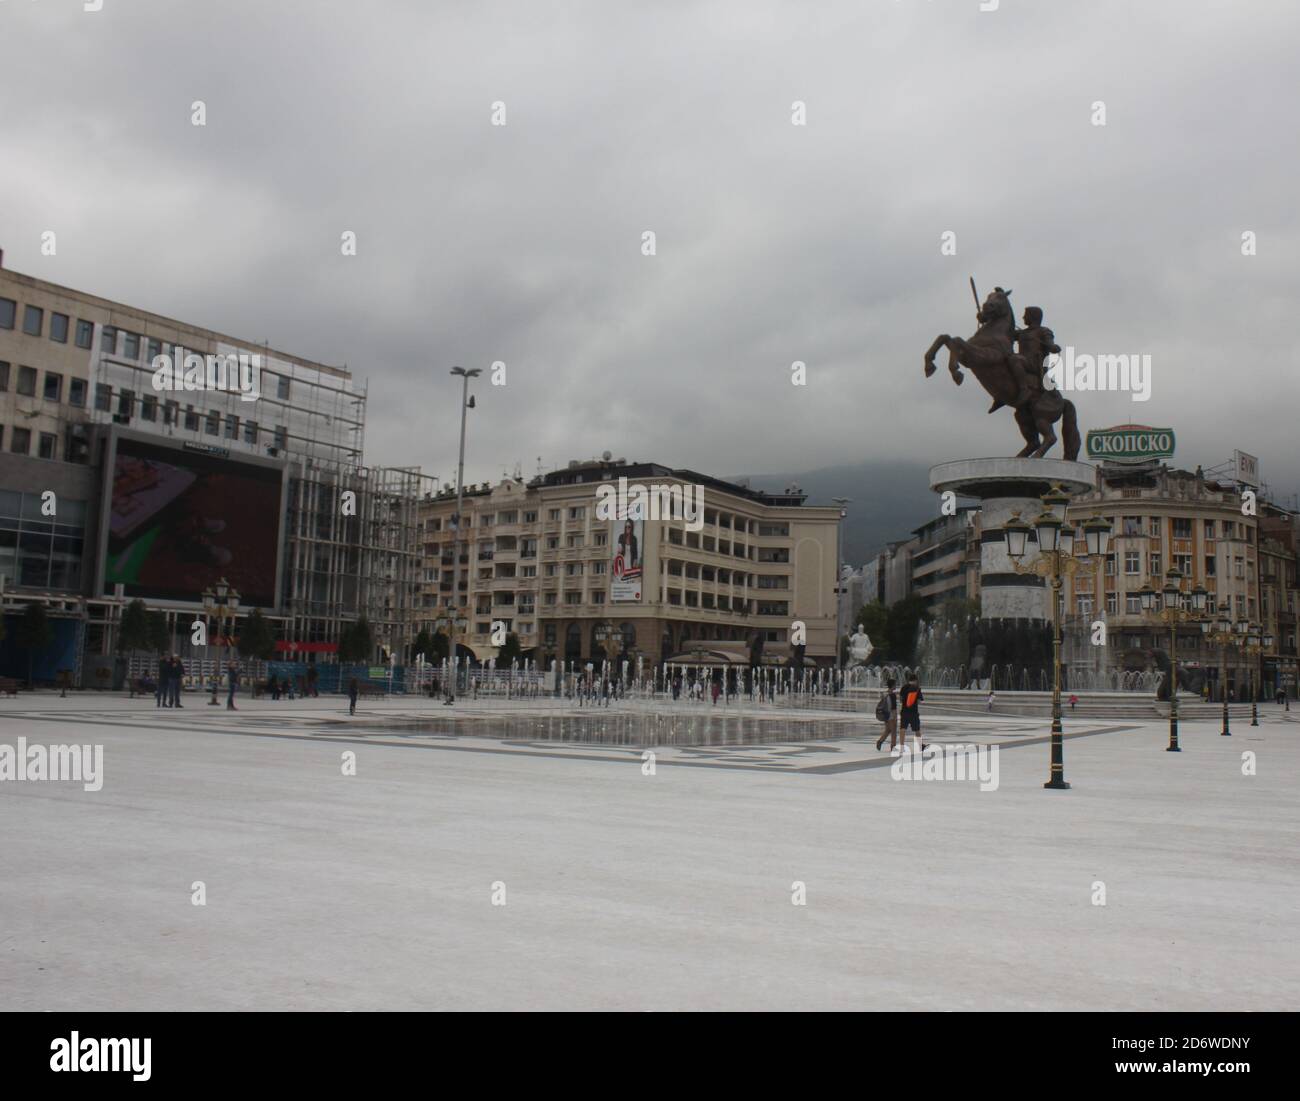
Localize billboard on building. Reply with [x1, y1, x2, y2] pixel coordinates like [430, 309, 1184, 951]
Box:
[610, 517, 643, 602]
[1234, 450, 1260, 488]
[98, 431, 287, 608]
[1085, 424, 1175, 463]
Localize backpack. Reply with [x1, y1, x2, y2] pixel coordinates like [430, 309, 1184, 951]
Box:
[875, 694, 890, 721]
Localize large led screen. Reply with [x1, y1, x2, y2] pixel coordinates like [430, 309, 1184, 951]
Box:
[103, 436, 283, 607]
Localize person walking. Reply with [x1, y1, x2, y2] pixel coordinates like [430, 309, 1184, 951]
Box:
[269, 673, 280, 701]
[306, 664, 319, 698]
[899, 674, 925, 752]
[986, 688, 995, 712]
[710, 679, 720, 707]
[226, 661, 240, 710]
[875, 677, 899, 751]
[169, 655, 185, 708]
[1069, 693, 1079, 712]
[348, 676, 359, 716]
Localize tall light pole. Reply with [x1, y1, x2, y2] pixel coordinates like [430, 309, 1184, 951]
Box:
[201, 578, 240, 707]
[1243, 625, 1271, 727]
[832, 497, 850, 677]
[445, 366, 481, 703]
[1004, 486, 1112, 790]
[1137, 570, 1208, 752]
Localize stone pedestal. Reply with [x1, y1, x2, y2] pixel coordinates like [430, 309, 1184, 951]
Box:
[930, 457, 1097, 623]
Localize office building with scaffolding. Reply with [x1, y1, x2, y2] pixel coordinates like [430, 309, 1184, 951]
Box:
[0, 255, 431, 685]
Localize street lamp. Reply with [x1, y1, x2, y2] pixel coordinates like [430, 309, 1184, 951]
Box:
[831, 497, 850, 681]
[445, 365, 481, 704]
[1004, 488, 1110, 790]
[1142, 569, 1207, 752]
[1203, 604, 1240, 736]
[201, 578, 241, 707]
[1243, 627, 1271, 726]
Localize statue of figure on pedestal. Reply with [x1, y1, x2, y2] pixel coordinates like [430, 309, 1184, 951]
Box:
[922, 281, 1081, 460]
[847, 624, 874, 667]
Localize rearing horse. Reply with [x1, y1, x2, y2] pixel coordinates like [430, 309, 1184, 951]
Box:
[923, 287, 1080, 460]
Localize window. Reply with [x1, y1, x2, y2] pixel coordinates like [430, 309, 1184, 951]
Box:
[566, 534, 584, 548]
[43, 372, 62, 402]
[184, 405, 199, 431]
[1125, 594, 1141, 614]
[545, 536, 559, 550]
[95, 384, 112, 412]
[10, 427, 31, 455]
[116, 390, 134, 420]
[1104, 554, 1115, 576]
[523, 511, 537, 523]
[1222, 520, 1234, 538]
[204, 410, 219, 436]
[1149, 554, 1161, 576]
[568, 506, 586, 520]
[50, 313, 69, 343]
[591, 592, 605, 604]
[1105, 592, 1117, 615]
[22, 305, 43, 336]
[141, 394, 157, 422]
[101, 326, 118, 353]
[548, 509, 561, 522]
[1204, 520, 1215, 539]
[224, 415, 239, 440]
[123, 332, 141, 360]
[1122, 517, 1142, 536]
[273, 426, 288, 450]
[17, 366, 37, 396]
[1148, 516, 1160, 536]
[1175, 554, 1192, 575]
[1076, 595, 1094, 617]
[1173, 518, 1192, 539]
[75, 319, 94, 348]
[0, 361, 8, 390]
[243, 420, 258, 444]
[1124, 550, 1140, 574]
[38, 433, 57, 460]
[0, 298, 15, 329]
[146, 337, 162, 362]
[164, 400, 178, 425]
[1204, 555, 1216, 578]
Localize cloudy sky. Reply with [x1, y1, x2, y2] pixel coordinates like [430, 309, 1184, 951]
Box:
[2, 0, 1297, 498]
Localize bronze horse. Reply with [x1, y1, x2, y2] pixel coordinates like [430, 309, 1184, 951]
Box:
[923, 287, 1080, 460]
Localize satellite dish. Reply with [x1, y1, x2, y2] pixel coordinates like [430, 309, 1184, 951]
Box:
[602, 450, 612, 461]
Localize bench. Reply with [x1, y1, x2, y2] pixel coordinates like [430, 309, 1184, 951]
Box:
[0, 677, 19, 697]
[357, 682, 386, 698]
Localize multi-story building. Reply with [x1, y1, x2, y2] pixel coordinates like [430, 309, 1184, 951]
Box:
[1064, 461, 1297, 698]
[865, 538, 914, 607]
[0, 255, 429, 682]
[415, 457, 841, 668]
[909, 506, 981, 611]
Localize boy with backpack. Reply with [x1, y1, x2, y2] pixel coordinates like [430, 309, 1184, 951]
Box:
[899, 675, 926, 752]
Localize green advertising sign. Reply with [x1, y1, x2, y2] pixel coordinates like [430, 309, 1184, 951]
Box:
[1085, 425, 1175, 464]
[368, 666, 387, 679]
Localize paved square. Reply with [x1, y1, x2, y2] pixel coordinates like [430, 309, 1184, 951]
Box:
[2, 694, 1297, 1010]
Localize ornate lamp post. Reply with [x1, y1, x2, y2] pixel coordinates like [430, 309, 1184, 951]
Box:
[1243, 626, 1271, 727]
[1137, 570, 1208, 752]
[1202, 604, 1239, 736]
[201, 578, 241, 707]
[1004, 486, 1111, 790]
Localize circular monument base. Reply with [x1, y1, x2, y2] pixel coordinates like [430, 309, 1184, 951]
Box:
[930, 457, 1097, 622]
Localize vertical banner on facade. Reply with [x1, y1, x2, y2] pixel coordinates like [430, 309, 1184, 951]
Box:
[611, 517, 643, 602]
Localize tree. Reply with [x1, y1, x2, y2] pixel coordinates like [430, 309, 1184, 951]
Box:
[497, 631, 523, 666]
[17, 602, 54, 688]
[884, 595, 932, 666]
[237, 608, 276, 661]
[117, 599, 151, 655]
[411, 628, 434, 661]
[852, 601, 890, 656]
[147, 611, 171, 655]
[428, 630, 450, 662]
[337, 616, 374, 664]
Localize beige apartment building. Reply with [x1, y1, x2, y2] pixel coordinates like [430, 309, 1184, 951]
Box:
[415, 458, 841, 668]
[1064, 462, 1293, 698]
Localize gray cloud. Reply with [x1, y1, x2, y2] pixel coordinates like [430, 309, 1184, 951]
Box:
[2, 0, 1297, 497]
